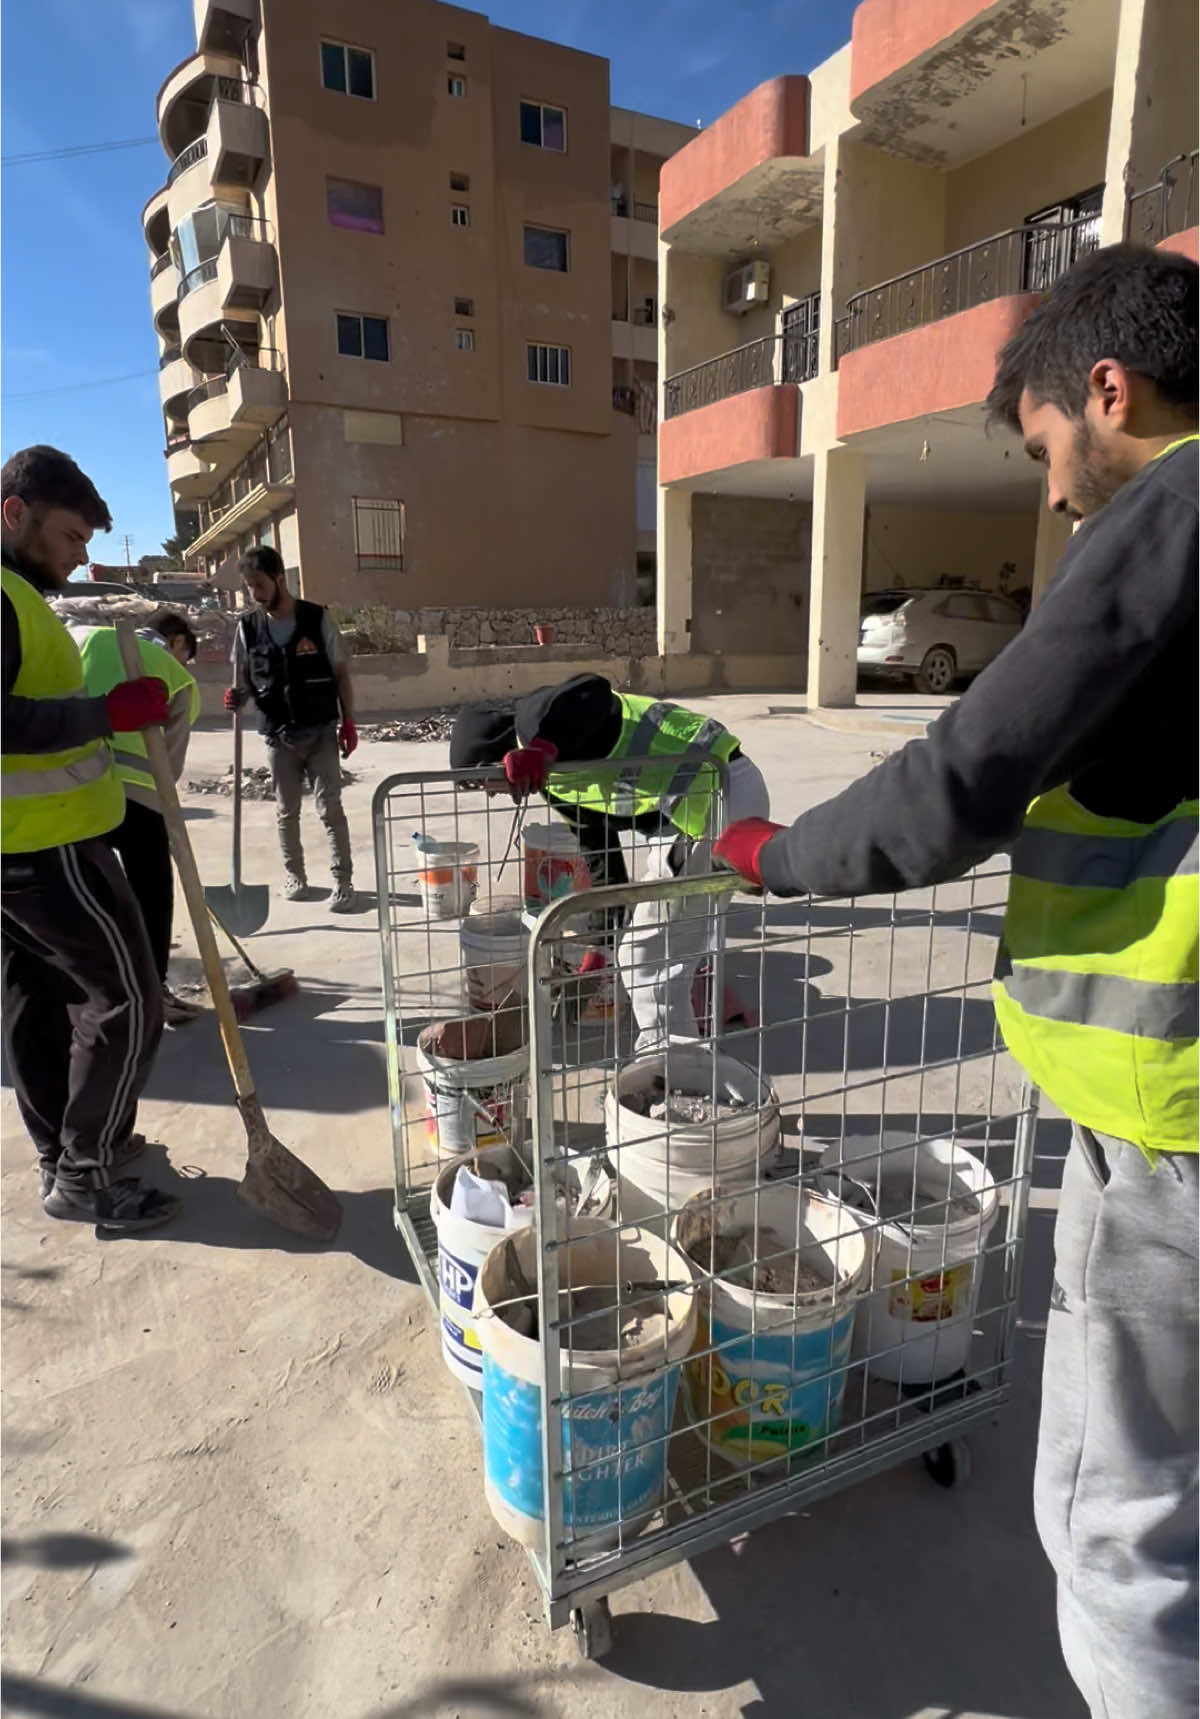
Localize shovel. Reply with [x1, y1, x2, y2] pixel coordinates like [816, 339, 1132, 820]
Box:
[204, 705, 269, 936]
[116, 622, 341, 1243]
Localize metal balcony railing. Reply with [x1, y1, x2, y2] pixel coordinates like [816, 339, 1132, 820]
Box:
[1126, 150, 1199, 247]
[663, 335, 781, 419]
[633, 200, 657, 224]
[150, 253, 174, 279]
[167, 136, 208, 185]
[187, 375, 229, 412]
[196, 417, 293, 535]
[159, 345, 183, 369]
[178, 257, 219, 300]
[834, 214, 1101, 363]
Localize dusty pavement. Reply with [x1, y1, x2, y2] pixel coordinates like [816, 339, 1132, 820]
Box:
[1, 691, 1084, 1719]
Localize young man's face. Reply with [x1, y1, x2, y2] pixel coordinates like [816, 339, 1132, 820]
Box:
[1018, 383, 1133, 520]
[1, 499, 92, 588]
[243, 569, 284, 612]
[165, 634, 192, 666]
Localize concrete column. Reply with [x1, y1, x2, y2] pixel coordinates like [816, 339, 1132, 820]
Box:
[1030, 488, 1074, 609]
[1100, 0, 1198, 244]
[807, 445, 865, 707]
[656, 484, 692, 656]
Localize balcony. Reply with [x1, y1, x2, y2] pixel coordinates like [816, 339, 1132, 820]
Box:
[849, 0, 1119, 168]
[611, 307, 657, 364]
[165, 436, 222, 502]
[177, 218, 276, 363]
[611, 196, 659, 260]
[187, 351, 287, 458]
[189, 417, 294, 557]
[194, 0, 257, 58]
[142, 185, 170, 253]
[660, 76, 819, 254]
[158, 346, 197, 416]
[1127, 151, 1199, 255]
[660, 335, 802, 486]
[150, 256, 182, 335]
[158, 51, 251, 154]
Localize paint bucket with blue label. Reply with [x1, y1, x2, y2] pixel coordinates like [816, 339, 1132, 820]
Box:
[474, 1219, 697, 1553]
[674, 1184, 866, 1469]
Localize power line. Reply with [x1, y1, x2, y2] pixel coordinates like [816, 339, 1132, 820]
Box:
[2, 136, 158, 167]
[3, 368, 158, 401]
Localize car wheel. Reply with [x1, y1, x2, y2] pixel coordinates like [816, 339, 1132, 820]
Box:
[915, 645, 957, 695]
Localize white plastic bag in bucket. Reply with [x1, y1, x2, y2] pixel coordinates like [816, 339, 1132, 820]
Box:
[412, 833, 479, 919]
[417, 1026, 528, 1162]
[432, 1151, 614, 1390]
[604, 1045, 781, 1230]
[474, 1218, 697, 1552]
[674, 1183, 867, 1467]
[459, 911, 528, 1011]
[823, 1137, 999, 1384]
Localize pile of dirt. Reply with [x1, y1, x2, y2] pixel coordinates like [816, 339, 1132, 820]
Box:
[184, 766, 357, 802]
[688, 1227, 831, 1296]
[360, 711, 458, 743]
[623, 1074, 753, 1125]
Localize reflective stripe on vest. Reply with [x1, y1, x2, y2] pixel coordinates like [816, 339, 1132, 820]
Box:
[549, 694, 739, 839]
[76, 627, 199, 801]
[993, 786, 1199, 1153]
[1, 567, 123, 854]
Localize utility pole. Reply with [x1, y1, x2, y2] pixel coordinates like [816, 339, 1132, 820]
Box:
[122, 534, 134, 567]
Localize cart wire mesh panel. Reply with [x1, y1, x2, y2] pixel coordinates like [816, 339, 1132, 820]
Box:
[373, 765, 1036, 1636]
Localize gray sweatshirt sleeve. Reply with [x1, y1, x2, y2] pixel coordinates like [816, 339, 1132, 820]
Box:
[759, 449, 1198, 898]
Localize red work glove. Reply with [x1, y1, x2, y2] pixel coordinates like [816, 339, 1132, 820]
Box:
[223, 686, 247, 712]
[577, 949, 608, 976]
[503, 738, 557, 798]
[713, 818, 786, 888]
[106, 677, 169, 733]
[338, 718, 358, 759]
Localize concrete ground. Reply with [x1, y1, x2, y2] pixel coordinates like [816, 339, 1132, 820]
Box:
[1, 691, 1084, 1719]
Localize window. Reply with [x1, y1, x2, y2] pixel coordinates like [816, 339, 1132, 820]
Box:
[327, 178, 383, 233]
[984, 596, 1020, 623]
[336, 313, 389, 361]
[519, 100, 566, 151]
[447, 40, 466, 60]
[455, 329, 475, 351]
[453, 297, 475, 317]
[526, 342, 571, 386]
[321, 40, 375, 99]
[447, 75, 467, 98]
[449, 172, 470, 192]
[936, 593, 989, 621]
[523, 225, 568, 271]
[1023, 185, 1103, 290]
[450, 204, 470, 228]
[353, 497, 405, 571]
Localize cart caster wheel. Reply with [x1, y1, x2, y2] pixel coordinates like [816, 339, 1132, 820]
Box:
[570, 1598, 613, 1660]
[923, 1439, 971, 1489]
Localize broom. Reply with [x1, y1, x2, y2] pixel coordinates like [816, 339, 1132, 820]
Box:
[207, 903, 299, 1020]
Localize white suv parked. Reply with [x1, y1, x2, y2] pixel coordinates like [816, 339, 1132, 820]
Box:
[858, 588, 1024, 694]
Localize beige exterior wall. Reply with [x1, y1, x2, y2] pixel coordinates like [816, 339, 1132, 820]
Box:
[863, 505, 1038, 597]
[689, 495, 812, 657]
[944, 92, 1112, 249]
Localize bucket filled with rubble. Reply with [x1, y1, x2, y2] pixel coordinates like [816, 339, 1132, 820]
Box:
[675, 1184, 866, 1468]
[604, 1045, 780, 1227]
[416, 1009, 528, 1162]
[433, 1148, 613, 1390]
[474, 1218, 697, 1550]
[819, 1137, 999, 1384]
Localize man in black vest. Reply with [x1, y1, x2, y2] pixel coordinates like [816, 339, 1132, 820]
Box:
[225, 548, 357, 911]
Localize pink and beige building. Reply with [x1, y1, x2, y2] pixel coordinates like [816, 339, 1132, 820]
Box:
[144, 0, 692, 607]
[657, 0, 1197, 702]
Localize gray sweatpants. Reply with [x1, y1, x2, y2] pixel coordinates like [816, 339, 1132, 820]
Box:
[1036, 1125, 1198, 1719]
[268, 725, 352, 886]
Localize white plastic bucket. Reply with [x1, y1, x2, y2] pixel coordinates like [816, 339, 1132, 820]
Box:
[474, 1219, 697, 1551]
[674, 1184, 867, 1467]
[823, 1138, 999, 1384]
[416, 1029, 528, 1162]
[459, 911, 528, 1011]
[521, 821, 590, 914]
[432, 1152, 614, 1390]
[604, 1046, 781, 1229]
[413, 837, 479, 919]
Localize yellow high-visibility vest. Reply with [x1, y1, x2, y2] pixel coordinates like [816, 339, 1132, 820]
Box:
[1, 566, 123, 854]
[77, 627, 198, 802]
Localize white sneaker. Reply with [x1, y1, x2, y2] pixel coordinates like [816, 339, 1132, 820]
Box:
[282, 873, 309, 902]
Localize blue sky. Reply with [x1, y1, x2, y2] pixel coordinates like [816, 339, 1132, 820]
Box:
[1, 0, 856, 568]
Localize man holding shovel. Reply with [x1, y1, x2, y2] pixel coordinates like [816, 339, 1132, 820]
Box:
[225, 547, 358, 912]
[1, 445, 180, 1231]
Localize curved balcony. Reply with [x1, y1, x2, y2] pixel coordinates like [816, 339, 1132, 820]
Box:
[187, 356, 287, 480]
[158, 346, 198, 416]
[177, 220, 276, 365]
[660, 337, 800, 485]
[151, 256, 182, 336]
[157, 49, 245, 155]
[195, 0, 256, 58]
[167, 137, 211, 231]
[142, 184, 170, 253]
[165, 436, 222, 502]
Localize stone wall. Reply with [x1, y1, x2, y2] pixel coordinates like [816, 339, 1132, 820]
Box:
[327, 604, 657, 658]
[689, 495, 812, 656]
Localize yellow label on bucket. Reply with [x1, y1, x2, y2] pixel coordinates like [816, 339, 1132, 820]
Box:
[888, 1263, 971, 1323]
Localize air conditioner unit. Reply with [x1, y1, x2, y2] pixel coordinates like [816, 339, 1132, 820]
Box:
[722, 260, 770, 315]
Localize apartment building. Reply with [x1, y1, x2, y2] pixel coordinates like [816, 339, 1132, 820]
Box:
[143, 0, 693, 607]
[656, 0, 1198, 703]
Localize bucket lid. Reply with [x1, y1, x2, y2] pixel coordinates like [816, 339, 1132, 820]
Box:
[469, 893, 524, 918]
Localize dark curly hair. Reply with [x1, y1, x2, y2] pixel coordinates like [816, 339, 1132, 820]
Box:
[0, 445, 112, 530]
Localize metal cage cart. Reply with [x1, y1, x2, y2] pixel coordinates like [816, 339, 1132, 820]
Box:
[374, 766, 1037, 1661]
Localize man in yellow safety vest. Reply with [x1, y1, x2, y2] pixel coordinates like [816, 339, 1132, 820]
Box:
[74, 613, 202, 1025]
[714, 246, 1198, 1718]
[1, 446, 182, 1232]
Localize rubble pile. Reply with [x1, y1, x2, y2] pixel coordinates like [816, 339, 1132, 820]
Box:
[51, 592, 238, 656]
[360, 711, 458, 743]
[184, 766, 356, 801]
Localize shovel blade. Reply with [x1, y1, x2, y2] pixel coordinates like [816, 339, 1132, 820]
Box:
[236, 1098, 342, 1242]
[205, 883, 270, 938]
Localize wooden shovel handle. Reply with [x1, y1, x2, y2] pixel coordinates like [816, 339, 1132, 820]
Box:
[115, 620, 257, 1104]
